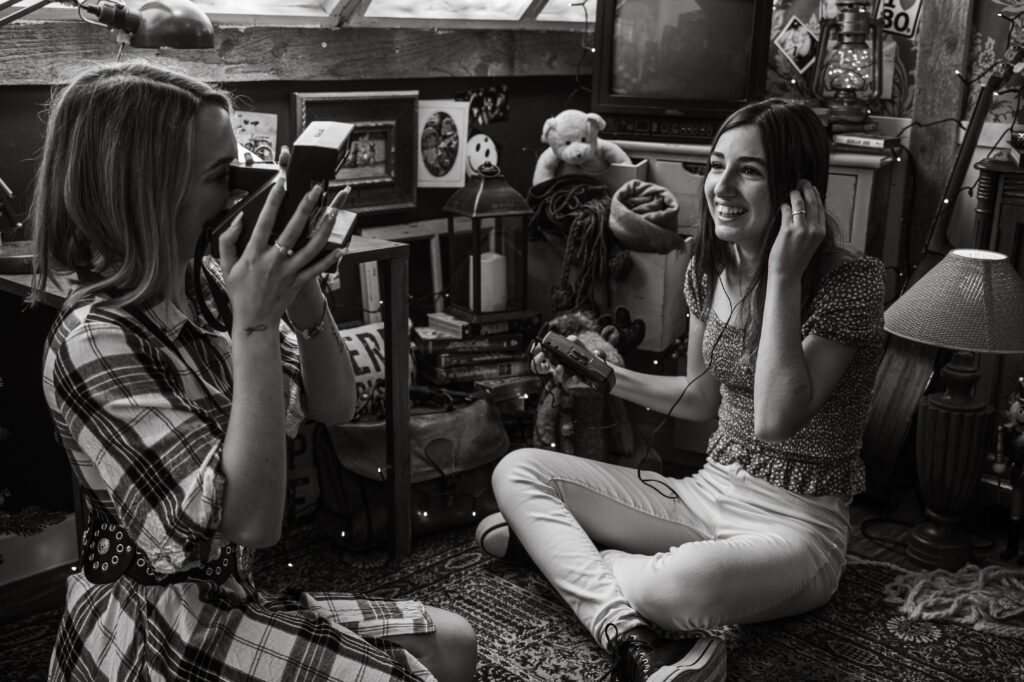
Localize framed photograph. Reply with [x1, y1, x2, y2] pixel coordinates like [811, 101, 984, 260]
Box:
[292, 90, 418, 214]
[773, 15, 818, 75]
[417, 99, 471, 188]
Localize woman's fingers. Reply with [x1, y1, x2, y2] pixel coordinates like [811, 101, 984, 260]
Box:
[274, 183, 325, 256]
[217, 214, 243, 273]
[247, 175, 287, 256]
[310, 186, 352, 240]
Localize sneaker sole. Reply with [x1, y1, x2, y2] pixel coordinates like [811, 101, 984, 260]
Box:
[647, 637, 726, 682]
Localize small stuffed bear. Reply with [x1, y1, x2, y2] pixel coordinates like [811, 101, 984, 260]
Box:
[532, 109, 631, 186]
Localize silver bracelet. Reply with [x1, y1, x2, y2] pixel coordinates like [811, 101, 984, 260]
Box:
[286, 297, 330, 341]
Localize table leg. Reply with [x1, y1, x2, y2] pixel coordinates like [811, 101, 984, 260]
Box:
[380, 254, 411, 560]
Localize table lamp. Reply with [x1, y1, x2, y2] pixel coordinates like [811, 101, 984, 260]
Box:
[885, 249, 1024, 569]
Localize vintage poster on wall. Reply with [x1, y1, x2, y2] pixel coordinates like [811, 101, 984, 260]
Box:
[416, 100, 470, 188]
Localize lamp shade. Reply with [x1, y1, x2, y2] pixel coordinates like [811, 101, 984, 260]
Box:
[129, 0, 214, 49]
[885, 248, 1024, 354]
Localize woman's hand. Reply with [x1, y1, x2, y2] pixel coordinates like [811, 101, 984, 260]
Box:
[769, 178, 826, 278]
[216, 155, 343, 333]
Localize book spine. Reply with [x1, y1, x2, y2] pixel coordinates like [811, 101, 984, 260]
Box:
[427, 351, 528, 368]
[421, 359, 532, 384]
[427, 316, 471, 338]
[414, 333, 525, 354]
[427, 312, 541, 339]
[832, 134, 892, 149]
[471, 316, 540, 338]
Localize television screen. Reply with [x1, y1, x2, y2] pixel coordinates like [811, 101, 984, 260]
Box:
[610, 0, 759, 102]
[592, 0, 771, 143]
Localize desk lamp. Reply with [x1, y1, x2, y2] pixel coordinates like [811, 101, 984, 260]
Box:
[885, 249, 1024, 569]
[0, 0, 214, 49]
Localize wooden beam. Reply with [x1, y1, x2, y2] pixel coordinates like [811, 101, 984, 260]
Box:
[0, 22, 588, 85]
[906, 0, 975, 260]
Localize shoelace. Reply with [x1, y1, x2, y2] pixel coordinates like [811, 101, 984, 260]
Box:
[597, 623, 655, 682]
[597, 623, 622, 682]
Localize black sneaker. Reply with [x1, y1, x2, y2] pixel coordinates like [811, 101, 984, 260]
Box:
[613, 625, 726, 682]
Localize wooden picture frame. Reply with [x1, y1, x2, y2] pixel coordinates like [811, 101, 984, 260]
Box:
[292, 90, 418, 214]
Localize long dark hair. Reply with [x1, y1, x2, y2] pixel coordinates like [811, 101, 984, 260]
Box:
[693, 98, 840, 360]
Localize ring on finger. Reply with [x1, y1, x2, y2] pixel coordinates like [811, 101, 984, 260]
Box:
[791, 209, 807, 217]
[273, 240, 294, 257]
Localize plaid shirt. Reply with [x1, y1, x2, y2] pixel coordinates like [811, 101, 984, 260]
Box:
[42, 272, 433, 681]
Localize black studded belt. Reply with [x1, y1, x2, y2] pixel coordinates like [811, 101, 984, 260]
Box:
[82, 519, 241, 586]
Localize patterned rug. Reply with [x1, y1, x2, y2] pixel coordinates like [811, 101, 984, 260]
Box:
[5, 523, 1024, 681]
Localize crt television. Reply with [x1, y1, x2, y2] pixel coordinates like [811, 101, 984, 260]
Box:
[591, 0, 772, 144]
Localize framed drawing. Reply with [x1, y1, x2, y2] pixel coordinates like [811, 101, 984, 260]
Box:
[292, 90, 418, 214]
[417, 99, 471, 188]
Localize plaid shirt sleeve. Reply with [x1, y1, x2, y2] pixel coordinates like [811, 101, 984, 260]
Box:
[51, 312, 229, 573]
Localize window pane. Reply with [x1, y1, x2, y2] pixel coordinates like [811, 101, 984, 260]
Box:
[362, 0, 533, 20]
[536, 0, 591, 22]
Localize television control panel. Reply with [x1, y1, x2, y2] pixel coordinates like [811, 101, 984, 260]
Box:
[601, 115, 721, 144]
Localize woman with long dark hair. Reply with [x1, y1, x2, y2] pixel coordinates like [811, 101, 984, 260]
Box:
[478, 99, 885, 681]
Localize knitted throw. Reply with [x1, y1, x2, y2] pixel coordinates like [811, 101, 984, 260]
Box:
[883, 563, 1024, 640]
[527, 174, 627, 314]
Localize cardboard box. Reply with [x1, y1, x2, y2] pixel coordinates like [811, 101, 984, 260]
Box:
[609, 245, 691, 352]
[598, 158, 649, 194]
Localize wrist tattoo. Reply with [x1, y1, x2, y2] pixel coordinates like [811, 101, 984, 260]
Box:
[244, 324, 269, 336]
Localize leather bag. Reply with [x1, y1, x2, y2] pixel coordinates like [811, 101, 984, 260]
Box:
[313, 386, 509, 550]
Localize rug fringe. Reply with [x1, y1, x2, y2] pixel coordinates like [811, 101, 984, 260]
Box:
[883, 563, 1024, 641]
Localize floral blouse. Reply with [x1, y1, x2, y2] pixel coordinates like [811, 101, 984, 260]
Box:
[684, 255, 886, 497]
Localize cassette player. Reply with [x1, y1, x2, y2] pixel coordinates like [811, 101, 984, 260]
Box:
[539, 331, 616, 394]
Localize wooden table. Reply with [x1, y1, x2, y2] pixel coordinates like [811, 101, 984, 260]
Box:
[0, 234, 414, 560]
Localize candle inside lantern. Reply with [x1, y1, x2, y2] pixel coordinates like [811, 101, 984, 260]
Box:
[469, 251, 508, 312]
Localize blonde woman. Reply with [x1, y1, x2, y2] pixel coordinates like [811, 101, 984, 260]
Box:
[33, 61, 475, 682]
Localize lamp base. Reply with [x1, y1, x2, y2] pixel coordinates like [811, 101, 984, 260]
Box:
[906, 508, 973, 570]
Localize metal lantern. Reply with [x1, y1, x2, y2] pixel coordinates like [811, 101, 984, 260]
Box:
[812, 0, 883, 124]
[442, 163, 530, 323]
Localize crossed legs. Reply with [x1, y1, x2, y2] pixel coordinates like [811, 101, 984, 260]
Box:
[490, 448, 849, 648]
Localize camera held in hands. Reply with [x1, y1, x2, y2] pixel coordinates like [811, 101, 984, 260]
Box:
[539, 331, 616, 394]
[208, 120, 355, 260]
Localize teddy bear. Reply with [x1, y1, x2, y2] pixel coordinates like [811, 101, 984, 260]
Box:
[532, 109, 631, 186]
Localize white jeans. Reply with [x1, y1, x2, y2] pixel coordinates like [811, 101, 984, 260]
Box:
[491, 448, 851, 650]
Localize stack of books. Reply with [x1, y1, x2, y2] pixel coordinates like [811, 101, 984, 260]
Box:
[413, 310, 541, 387]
